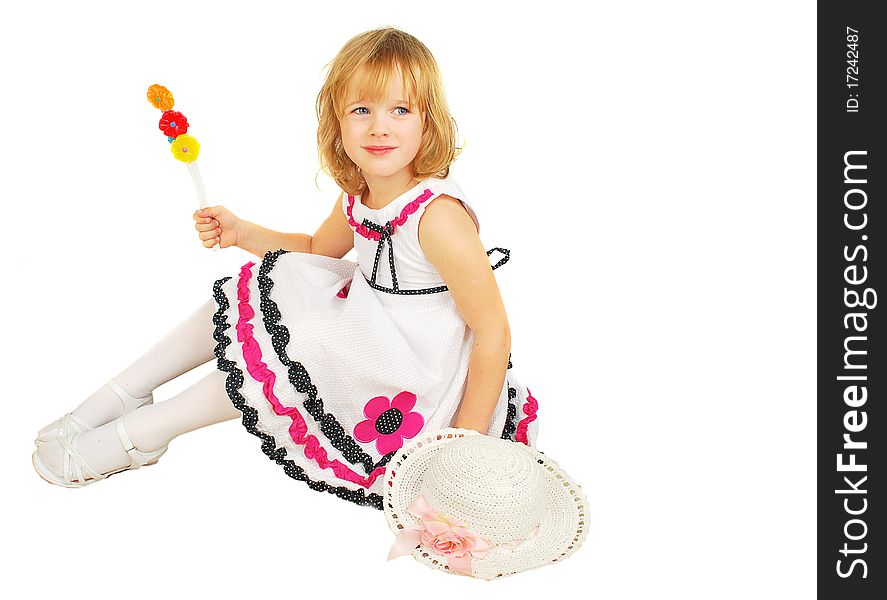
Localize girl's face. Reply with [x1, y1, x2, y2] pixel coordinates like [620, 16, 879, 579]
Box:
[339, 67, 425, 182]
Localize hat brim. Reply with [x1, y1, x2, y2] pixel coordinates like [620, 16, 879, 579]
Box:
[383, 428, 588, 580]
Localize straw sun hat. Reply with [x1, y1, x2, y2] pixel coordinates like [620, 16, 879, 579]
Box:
[384, 427, 588, 580]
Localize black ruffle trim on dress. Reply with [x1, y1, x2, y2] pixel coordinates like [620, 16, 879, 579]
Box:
[212, 273, 386, 511]
[500, 380, 518, 441]
[256, 250, 396, 478]
[211, 251, 527, 511]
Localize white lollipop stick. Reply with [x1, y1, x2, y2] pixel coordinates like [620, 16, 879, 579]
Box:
[187, 161, 220, 251]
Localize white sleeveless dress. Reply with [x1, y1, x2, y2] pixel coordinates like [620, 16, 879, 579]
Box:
[210, 176, 540, 511]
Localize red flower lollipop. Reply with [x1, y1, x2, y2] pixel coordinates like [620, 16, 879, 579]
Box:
[159, 110, 189, 138]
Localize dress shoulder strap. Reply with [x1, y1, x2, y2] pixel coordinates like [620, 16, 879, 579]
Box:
[401, 177, 480, 234]
[399, 178, 507, 271]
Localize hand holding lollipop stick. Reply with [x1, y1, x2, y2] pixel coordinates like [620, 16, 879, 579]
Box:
[146, 84, 219, 251]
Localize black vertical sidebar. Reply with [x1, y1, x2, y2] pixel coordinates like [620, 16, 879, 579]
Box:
[818, 2, 884, 598]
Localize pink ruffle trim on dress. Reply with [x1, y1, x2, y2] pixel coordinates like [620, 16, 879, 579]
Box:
[346, 188, 435, 241]
[235, 261, 388, 489]
[514, 387, 539, 445]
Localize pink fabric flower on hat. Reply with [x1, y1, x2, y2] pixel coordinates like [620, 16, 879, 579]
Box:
[388, 494, 493, 576]
[353, 391, 424, 455]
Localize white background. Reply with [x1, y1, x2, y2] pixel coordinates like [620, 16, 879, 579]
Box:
[0, 1, 815, 598]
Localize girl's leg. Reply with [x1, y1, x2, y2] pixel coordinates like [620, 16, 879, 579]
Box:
[122, 368, 241, 452]
[36, 369, 240, 478]
[37, 298, 219, 437]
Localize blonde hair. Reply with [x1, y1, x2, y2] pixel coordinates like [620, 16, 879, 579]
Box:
[315, 27, 463, 195]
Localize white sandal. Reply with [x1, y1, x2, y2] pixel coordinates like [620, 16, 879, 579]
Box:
[32, 416, 168, 488]
[34, 379, 153, 447]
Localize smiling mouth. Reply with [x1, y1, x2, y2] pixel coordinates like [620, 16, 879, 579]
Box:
[364, 146, 396, 155]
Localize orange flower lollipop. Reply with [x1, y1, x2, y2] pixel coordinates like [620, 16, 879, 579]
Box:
[147, 84, 174, 111]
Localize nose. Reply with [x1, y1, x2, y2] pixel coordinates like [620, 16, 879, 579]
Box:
[369, 112, 390, 138]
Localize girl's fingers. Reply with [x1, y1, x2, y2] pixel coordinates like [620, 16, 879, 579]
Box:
[195, 221, 220, 232]
[194, 213, 220, 246]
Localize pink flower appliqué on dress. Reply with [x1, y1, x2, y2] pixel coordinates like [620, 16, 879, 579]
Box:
[353, 391, 424, 455]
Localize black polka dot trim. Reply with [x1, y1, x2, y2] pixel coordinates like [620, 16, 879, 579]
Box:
[361, 215, 510, 295]
[212, 272, 386, 511]
[498, 353, 521, 442]
[500, 382, 519, 441]
[255, 249, 396, 477]
[363, 277, 450, 295]
[211, 259, 525, 511]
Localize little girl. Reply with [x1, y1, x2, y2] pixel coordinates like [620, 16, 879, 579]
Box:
[32, 26, 540, 510]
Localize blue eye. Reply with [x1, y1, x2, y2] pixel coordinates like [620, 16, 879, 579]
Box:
[352, 106, 411, 116]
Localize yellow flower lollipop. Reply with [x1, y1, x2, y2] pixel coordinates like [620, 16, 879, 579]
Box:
[170, 134, 200, 163]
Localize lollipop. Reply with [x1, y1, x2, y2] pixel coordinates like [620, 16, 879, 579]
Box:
[146, 84, 217, 251]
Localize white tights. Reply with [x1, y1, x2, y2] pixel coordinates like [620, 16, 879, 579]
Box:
[110, 298, 240, 451]
[36, 299, 241, 477]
